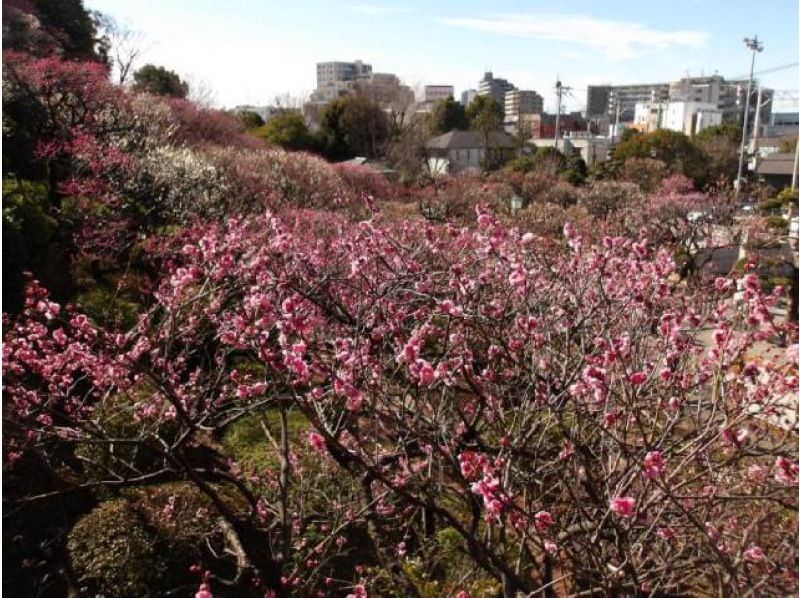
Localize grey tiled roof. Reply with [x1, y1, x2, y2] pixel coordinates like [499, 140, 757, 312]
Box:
[757, 152, 796, 176]
[425, 130, 517, 150]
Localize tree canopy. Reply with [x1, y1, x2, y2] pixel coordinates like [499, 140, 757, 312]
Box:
[253, 111, 316, 152]
[466, 94, 504, 137]
[319, 95, 389, 160]
[429, 96, 468, 135]
[132, 64, 189, 98]
[3, 0, 107, 62]
[506, 147, 586, 184]
[237, 109, 265, 130]
[694, 120, 742, 143]
[613, 129, 709, 185]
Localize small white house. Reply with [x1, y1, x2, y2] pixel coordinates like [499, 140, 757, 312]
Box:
[425, 130, 518, 175]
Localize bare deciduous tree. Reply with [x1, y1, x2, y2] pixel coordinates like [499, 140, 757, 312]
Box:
[97, 15, 145, 85]
[185, 74, 218, 108]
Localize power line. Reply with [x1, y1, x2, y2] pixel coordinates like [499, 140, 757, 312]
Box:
[727, 61, 799, 80]
[567, 63, 798, 95]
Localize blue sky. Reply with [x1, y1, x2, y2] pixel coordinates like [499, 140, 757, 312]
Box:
[87, 0, 799, 112]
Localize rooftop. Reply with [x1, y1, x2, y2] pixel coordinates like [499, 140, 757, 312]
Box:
[425, 130, 518, 150]
[756, 152, 797, 176]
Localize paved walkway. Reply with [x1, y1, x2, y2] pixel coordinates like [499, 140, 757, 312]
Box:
[695, 305, 798, 432]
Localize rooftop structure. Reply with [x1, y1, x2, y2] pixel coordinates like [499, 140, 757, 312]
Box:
[426, 130, 518, 150]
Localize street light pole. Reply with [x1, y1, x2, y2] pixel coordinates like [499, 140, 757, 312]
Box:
[735, 35, 764, 197]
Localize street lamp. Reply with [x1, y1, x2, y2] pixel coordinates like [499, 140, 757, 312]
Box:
[735, 35, 764, 197]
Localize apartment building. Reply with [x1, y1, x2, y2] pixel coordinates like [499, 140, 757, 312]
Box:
[587, 76, 770, 127]
[424, 85, 455, 103]
[316, 60, 372, 87]
[478, 72, 515, 108]
[590, 83, 671, 122]
[504, 89, 544, 130]
[309, 59, 413, 108]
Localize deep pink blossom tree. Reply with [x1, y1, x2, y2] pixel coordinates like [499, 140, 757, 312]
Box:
[5, 207, 797, 595]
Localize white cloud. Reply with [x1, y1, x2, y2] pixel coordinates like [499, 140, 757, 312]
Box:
[347, 4, 407, 15]
[442, 14, 707, 59]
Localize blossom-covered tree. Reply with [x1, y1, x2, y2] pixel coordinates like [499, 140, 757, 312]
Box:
[5, 207, 797, 595]
[2, 42, 797, 598]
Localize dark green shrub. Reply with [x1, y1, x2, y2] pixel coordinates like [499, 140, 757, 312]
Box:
[765, 215, 789, 231]
[75, 286, 141, 330]
[68, 500, 164, 598]
[2, 178, 72, 312]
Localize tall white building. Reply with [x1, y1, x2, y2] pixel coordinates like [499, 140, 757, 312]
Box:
[309, 59, 413, 108]
[312, 60, 375, 102]
[664, 101, 722, 135]
[316, 60, 372, 87]
[461, 89, 477, 107]
[634, 100, 722, 135]
[477, 72, 515, 108]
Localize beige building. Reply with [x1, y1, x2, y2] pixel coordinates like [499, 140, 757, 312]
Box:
[504, 89, 544, 131]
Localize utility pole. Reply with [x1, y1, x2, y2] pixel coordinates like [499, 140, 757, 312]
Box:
[554, 80, 563, 151]
[656, 101, 663, 131]
[753, 86, 763, 139]
[736, 35, 764, 197]
[792, 138, 799, 190]
[751, 87, 772, 160]
[611, 97, 621, 145]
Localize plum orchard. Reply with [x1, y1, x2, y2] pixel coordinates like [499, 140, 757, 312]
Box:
[5, 207, 798, 596]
